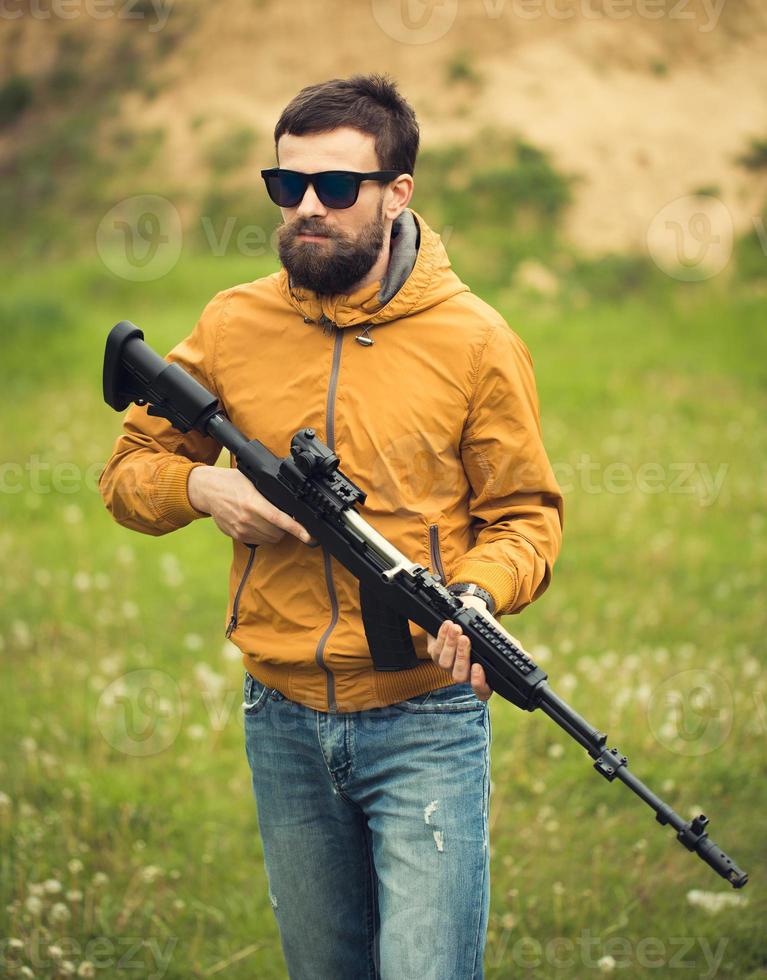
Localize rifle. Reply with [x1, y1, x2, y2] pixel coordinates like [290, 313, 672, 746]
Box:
[102, 320, 748, 889]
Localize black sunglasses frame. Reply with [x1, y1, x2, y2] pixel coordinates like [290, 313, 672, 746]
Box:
[260, 168, 403, 210]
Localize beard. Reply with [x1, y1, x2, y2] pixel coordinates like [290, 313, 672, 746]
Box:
[277, 197, 386, 297]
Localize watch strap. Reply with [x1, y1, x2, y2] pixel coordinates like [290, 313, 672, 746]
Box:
[446, 582, 496, 615]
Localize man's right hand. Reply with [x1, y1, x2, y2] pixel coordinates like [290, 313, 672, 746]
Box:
[187, 465, 316, 546]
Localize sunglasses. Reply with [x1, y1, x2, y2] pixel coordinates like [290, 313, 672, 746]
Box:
[260, 168, 402, 210]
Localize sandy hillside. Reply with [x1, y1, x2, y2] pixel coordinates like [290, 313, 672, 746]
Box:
[3, 0, 767, 252]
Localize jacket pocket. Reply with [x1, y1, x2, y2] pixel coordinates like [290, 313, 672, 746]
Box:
[428, 523, 447, 585]
[226, 544, 258, 638]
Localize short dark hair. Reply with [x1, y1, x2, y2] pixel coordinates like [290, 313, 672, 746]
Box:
[273, 73, 420, 175]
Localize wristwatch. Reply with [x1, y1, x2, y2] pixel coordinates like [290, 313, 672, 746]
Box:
[446, 582, 496, 616]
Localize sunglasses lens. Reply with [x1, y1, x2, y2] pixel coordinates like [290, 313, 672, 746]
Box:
[315, 173, 357, 209]
[264, 171, 306, 207]
[263, 171, 361, 209]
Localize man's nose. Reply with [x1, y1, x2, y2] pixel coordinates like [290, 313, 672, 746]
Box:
[294, 181, 327, 219]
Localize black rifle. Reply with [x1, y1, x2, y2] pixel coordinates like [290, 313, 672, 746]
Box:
[102, 321, 748, 889]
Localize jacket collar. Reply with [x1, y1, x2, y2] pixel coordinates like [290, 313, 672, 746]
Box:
[275, 207, 469, 330]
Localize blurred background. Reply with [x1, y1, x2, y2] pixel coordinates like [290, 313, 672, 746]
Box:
[1, 1, 766, 977]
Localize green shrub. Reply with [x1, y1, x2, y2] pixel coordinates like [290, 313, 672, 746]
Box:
[46, 65, 81, 102]
[414, 135, 571, 228]
[408, 134, 572, 291]
[737, 136, 767, 171]
[0, 75, 32, 128]
[205, 126, 258, 174]
[445, 51, 482, 86]
[690, 185, 721, 199]
[569, 253, 658, 302]
[0, 295, 70, 338]
[733, 212, 767, 282]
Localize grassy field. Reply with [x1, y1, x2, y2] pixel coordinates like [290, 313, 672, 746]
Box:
[1, 252, 765, 979]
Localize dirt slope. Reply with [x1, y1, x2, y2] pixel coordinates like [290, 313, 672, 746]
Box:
[3, 0, 766, 252]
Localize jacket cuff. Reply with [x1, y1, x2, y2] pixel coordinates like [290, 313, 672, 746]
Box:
[153, 460, 210, 527]
[446, 559, 518, 616]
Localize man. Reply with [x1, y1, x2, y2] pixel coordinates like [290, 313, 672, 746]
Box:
[99, 74, 563, 979]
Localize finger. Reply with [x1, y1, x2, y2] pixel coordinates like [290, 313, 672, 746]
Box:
[436, 622, 455, 668]
[248, 519, 283, 544]
[452, 635, 471, 683]
[438, 623, 462, 671]
[286, 518, 314, 544]
[427, 621, 448, 660]
[263, 507, 313, 544]
[471, 663, 493, 702]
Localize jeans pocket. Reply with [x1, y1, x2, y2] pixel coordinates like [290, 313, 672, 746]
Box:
[242, 670, 269, 717]
[395, 681, 484, 712]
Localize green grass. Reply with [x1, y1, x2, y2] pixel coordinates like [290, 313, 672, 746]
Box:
[1, 253, 765, 978]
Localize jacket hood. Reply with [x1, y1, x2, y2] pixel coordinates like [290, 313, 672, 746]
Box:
[275, 207, 469, 330]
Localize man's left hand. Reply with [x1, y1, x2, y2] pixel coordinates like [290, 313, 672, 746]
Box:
[426, 594, 494, 702]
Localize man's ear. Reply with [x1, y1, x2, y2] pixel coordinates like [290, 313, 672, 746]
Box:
[385, 175, 414, 222]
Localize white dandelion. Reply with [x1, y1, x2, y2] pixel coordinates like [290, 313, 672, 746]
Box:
[221, 639, 241, 662]
[49, 902, 71, 924]
[25, 895, 43, 915]
[139, 865, 162, 884]
[11, 621, 32, 648]
[193, 662, 226, 696]
[686, 889, 749, 913]
[63, 505, 83, 525]
[116, 545, 134, 564]
[121, 600, 139, 619]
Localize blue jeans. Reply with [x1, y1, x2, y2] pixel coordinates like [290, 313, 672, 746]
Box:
[242, 670, 492, 980]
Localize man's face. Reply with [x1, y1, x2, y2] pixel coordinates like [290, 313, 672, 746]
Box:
[274, 127, 394, 297]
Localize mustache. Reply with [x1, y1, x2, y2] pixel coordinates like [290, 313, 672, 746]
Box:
[289, 221, 338, 239]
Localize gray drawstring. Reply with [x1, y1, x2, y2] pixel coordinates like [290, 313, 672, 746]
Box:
[355, 324, 374, 347]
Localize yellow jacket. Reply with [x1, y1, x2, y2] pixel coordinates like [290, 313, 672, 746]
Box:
[99, 208, 563, 712]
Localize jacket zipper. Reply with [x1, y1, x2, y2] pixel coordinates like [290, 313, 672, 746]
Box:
[314, 319, 343, 711]
[225, 543, 257, 638]
[428, 523, 446, 584]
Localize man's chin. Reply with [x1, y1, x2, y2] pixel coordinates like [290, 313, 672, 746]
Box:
[285, 264, 336, 294]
